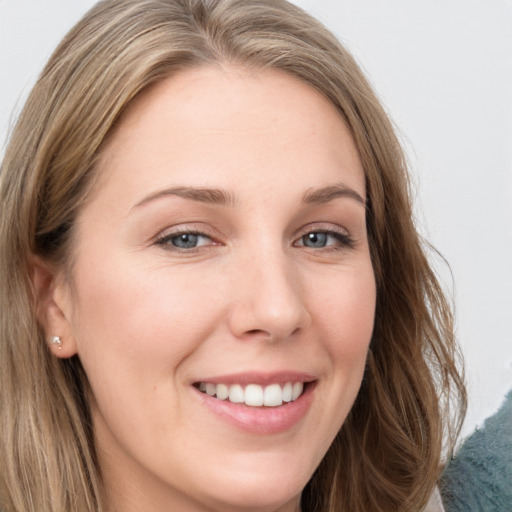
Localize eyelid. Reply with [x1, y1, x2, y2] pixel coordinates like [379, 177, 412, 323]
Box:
[151, 222, 355, 251]
[294, 222, 350, 239]
[293, 223, 355, 248]
[153, 224, 221, 247]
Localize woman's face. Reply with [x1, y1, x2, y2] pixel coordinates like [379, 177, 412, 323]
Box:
[52, 66, 376, 512]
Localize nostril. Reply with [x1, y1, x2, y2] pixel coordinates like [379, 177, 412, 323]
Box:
[246, 329, 267, 336]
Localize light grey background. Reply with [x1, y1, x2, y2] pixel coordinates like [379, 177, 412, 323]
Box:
[1, 0, 511, 439]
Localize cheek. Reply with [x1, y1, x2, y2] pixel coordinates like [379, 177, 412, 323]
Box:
[69, 256, 224, 385]
[306, 264, 376, 364]
[299, 264, 375, 455]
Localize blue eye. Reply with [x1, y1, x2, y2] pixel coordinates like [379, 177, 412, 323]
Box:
[156, 231, 213, 249]
[301, 232, 329, 248]
[296, 230, 353, 249]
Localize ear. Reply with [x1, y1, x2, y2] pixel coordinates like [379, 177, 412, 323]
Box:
[30, 255, 78, 358]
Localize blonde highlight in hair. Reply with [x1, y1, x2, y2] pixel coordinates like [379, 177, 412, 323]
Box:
[0, 1, 466, 511]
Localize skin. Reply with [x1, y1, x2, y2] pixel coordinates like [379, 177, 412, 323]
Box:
[42, 65, 376, 512]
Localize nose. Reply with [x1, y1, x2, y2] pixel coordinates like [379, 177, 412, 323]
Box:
[227, 249, 312, 343]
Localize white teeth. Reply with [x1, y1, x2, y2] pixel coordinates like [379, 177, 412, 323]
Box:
[245, 384, 264, 406]
[292, 382, 303, 401]
[197, 381, 306, 407]
[282, 382, 293, 402]
[216, 383, 229, 400]
[263, 383, 283, 407]
[228, 384, 244, 403]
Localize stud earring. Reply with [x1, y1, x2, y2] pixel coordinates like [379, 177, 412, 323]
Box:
[50, 336, 62, 350]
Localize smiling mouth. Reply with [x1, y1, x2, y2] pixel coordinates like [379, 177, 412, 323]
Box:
[194, 381, 306, 407]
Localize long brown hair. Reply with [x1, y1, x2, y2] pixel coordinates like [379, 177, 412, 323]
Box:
[0, 1, 466, 510]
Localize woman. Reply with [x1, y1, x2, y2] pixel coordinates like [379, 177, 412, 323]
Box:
[0, 0, 466, 511]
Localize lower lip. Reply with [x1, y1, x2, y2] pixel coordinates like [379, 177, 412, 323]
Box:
[194, 383, 316, 434]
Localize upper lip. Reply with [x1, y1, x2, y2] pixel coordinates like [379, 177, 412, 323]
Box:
[192, 371, 317, 386]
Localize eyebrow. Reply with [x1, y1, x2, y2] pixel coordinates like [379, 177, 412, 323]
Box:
[131, 182, 365, 211]
[132, 186, 237, 211]
[302, 184, 366, 206]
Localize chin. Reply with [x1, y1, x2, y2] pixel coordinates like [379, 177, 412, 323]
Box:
[204, 486, 301, 512]
[195, 455, 311, 512]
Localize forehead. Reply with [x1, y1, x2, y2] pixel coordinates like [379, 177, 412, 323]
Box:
[93, 64, 365, 207]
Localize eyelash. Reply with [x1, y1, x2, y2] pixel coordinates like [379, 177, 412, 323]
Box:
[294, 229, 355, 250]
[154, 228, 218, 251]
[154, 226, 355, 252]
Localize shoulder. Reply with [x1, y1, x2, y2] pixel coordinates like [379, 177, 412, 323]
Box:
[440, 390, 512, 512]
